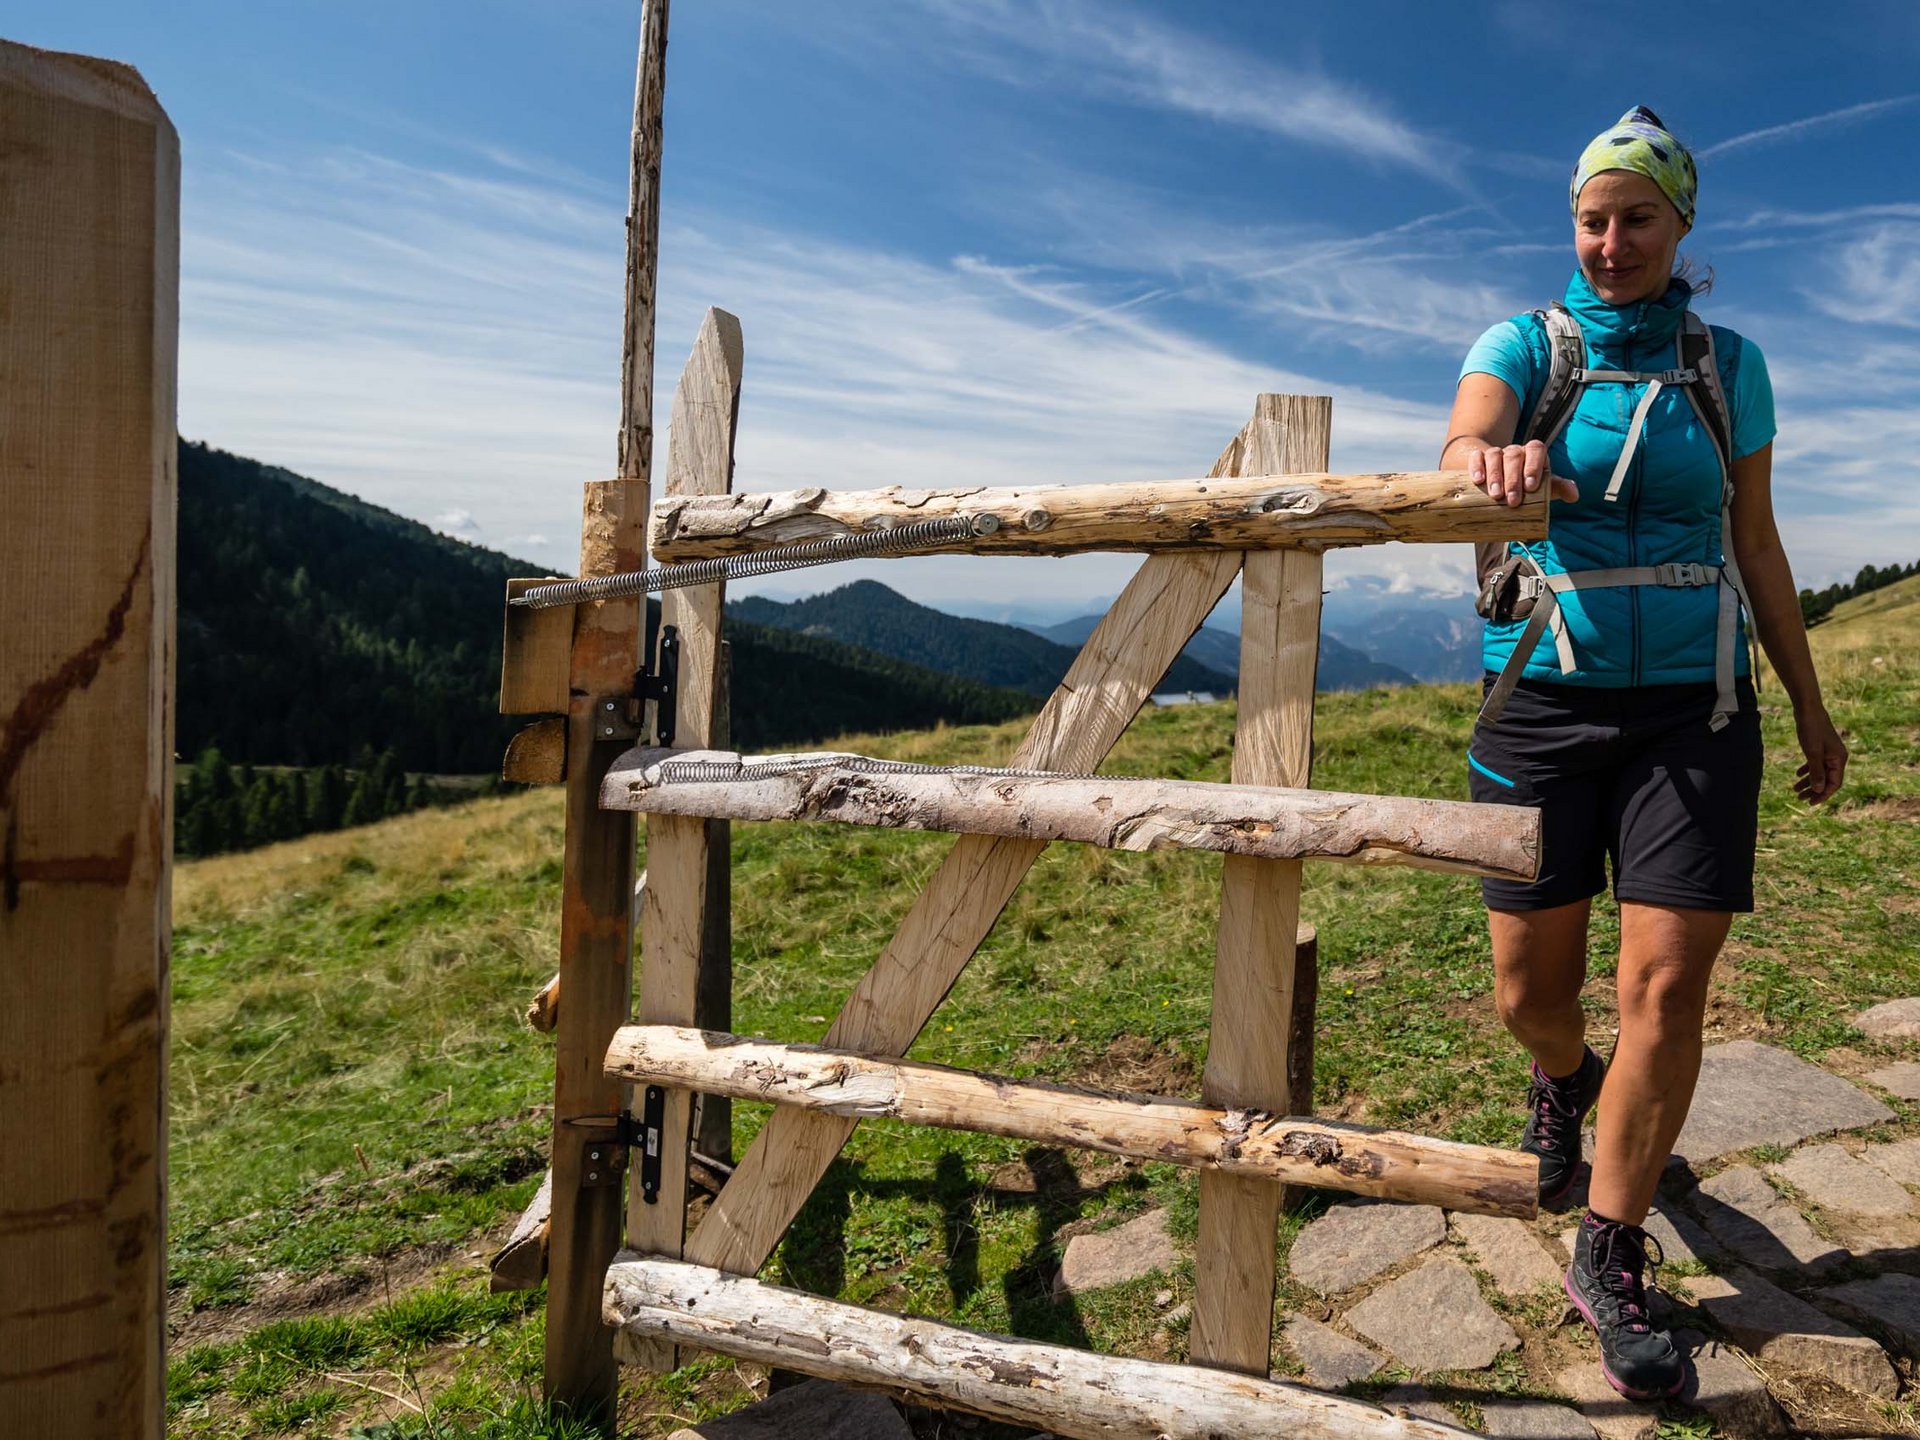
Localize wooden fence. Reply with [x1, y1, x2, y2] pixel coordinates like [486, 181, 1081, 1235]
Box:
[489, 3, 1549, 1434]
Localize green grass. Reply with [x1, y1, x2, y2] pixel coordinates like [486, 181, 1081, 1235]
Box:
[166, 577, 1920, 1436]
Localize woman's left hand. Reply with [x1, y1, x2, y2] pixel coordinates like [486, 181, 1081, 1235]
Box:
[1793, 705, 1848, 805]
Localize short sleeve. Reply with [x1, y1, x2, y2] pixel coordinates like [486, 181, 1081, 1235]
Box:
[1459, 318, 1538, 412]
[1726, 333, 1776, 460]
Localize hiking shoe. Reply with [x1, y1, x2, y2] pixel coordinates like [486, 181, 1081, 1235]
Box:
[1565, 1211, 1685, 1400]
[1521, 1047, 1604, 1204]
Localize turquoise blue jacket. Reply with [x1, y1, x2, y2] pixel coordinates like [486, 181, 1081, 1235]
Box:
[1461, 273, 1776, 688]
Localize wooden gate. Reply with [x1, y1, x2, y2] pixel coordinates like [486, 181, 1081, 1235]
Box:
[491, 5, 1549, 1433]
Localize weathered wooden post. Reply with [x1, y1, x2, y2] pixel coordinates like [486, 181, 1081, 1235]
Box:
[0, 39, 179, 1440]
[538, 0, 669, 1420]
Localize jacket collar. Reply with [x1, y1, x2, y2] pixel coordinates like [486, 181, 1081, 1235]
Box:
[1562, 270, 1692, 353]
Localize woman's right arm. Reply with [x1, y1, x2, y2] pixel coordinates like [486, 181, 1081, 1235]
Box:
[1442, 374, 1577, 506]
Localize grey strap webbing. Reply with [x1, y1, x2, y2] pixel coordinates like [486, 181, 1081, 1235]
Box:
[1480, 310, 1748, 732]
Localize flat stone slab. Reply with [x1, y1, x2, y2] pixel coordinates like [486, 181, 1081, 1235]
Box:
[669, 1380, 912, 1440]
[1691, 1164, 1846, 1274]
[1281, 1314, 1382, 1390]
[1672, 1040, 1892, 1161]
[1452, 1212, 1563, 1294]
[1815, 1271, 1920, 1358]
[1864, 1060, 1920, 1100]
[1685, 1267, 1899, 1398]
[1481, 1399, 1597, 1438]
[1555, 1362, 1659, 1440]
[1344, 1257, 1520, 1372]
[1770, 1143, 1915, 1219]
[1674, 1331, 1788, 1439]
[1863, 1136, 1920, 1187]
[1287, 1200, 1446, 1295]
[1053, 1208, 1177, 1299]
[1853, 996, 1920, 1039]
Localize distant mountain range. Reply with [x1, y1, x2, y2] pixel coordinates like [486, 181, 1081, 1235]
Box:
[732, 582, 1236, 698]
[1021, 614, 1417, 691]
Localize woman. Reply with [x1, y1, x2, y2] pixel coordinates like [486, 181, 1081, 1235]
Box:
[1441, 107, 1848, 1401]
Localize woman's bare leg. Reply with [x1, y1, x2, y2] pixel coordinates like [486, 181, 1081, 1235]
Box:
[1587, 902, 1731, 1224]
[1491, 900, 1593, 1077]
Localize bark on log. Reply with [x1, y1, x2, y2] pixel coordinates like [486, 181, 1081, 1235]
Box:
[649, 469, 1545, 559]
[504, 716, 567, 785]
[600, 748, 1540, 882]
[603, 1027, 1537, 1218]
[602, 1259, 1476, 1439]
[489, 1170, 553, 1293]
[526, 974, 561, 1034]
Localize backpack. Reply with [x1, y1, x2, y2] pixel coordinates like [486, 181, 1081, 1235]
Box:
[1473, 303, 1754, 731]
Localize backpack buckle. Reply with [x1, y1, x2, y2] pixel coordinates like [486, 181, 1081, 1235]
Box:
[1654, 563, 1714, 587]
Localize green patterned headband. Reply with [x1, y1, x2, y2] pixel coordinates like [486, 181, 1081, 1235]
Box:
[1571, 106, 1697, 229]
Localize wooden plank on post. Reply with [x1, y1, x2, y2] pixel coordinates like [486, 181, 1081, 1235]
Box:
[1190, 396, 1331, 1376]
[624, 308, 742, 1373]
[501, 578, 574, 715]
[0, 40, 178, 1440]
[543, 0, 669, 1419]
[684, 556, 1244, 1278]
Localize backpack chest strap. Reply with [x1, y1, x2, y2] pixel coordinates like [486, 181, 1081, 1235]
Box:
[1578, 368, 1701, 503]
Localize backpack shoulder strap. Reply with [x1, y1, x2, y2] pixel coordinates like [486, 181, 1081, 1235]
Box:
[1523, 303, 1587, 447]
[1678, 312, 1734, 483]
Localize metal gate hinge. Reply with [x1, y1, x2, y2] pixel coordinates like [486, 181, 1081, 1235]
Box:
[571, 1088, 665, 1196]
[593, 624, 679, 746]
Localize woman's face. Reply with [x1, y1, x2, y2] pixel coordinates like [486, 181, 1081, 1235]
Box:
[1574, 170, 1686, 306]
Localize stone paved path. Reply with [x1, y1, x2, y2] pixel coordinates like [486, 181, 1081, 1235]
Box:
[1259, 1034, 1920, 1436]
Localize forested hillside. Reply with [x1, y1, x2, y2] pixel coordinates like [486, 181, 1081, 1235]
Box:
[175, 442, 1034, 775]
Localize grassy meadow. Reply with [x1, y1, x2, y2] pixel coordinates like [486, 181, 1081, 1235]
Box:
[165, 577, 1920, 1437]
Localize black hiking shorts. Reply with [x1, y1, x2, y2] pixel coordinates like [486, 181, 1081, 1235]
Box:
[1468, 676, 1763, 913]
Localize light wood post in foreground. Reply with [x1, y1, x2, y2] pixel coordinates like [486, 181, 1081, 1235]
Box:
[1191, 395, 1330, 1375]
[0, 40, 178, 1440]
[543, 0, 669, 1419]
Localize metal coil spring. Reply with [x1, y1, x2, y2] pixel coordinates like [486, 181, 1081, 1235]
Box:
[512, 512, 1000, 610]
[652, 754, 1146, 786]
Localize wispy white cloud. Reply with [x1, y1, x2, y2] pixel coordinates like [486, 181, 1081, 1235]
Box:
[1699, 95, 1920, 159]
[1804, 220, 1920, 329]
[904, 0, 1461, 183]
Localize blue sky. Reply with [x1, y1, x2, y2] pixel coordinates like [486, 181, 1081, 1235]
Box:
[13, 0, 1920, 618]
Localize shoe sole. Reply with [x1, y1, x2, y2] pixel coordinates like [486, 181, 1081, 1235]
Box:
[1562, 1270, 1686, 1401]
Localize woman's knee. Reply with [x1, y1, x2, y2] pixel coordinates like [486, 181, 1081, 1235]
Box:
[1616, 954, 1711, 1037]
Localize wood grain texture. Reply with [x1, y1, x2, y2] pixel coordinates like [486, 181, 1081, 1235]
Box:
[504, 717, 567, 785]
[544, 0, 669, 1412]
[0, 39, 177, 1440]
[605, 1028, 1537, 1215]
[650, 468, 1545, 559]
[684, 548, 1243, 1277]
[500, 579, 573, 715]
[1192, 397, 1330, 1375]
[600, 749, 1539, 879]
[624, 308, 742, 1372]
[602, 1260, 1478, 1440]
[489, 1170, 554, 1293]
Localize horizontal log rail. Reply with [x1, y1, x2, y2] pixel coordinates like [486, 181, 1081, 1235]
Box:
[649, 470, 1546, 559]
[600, 749, 1542, 883]
[603, 1258, 1475, 1438]
[603, 1026, 1537, 1217]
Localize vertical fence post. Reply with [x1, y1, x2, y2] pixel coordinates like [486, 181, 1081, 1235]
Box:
[1190, 395, 1330, 1375]
[0, 41, 178, 1440]
[543, 0, 669, 1421]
